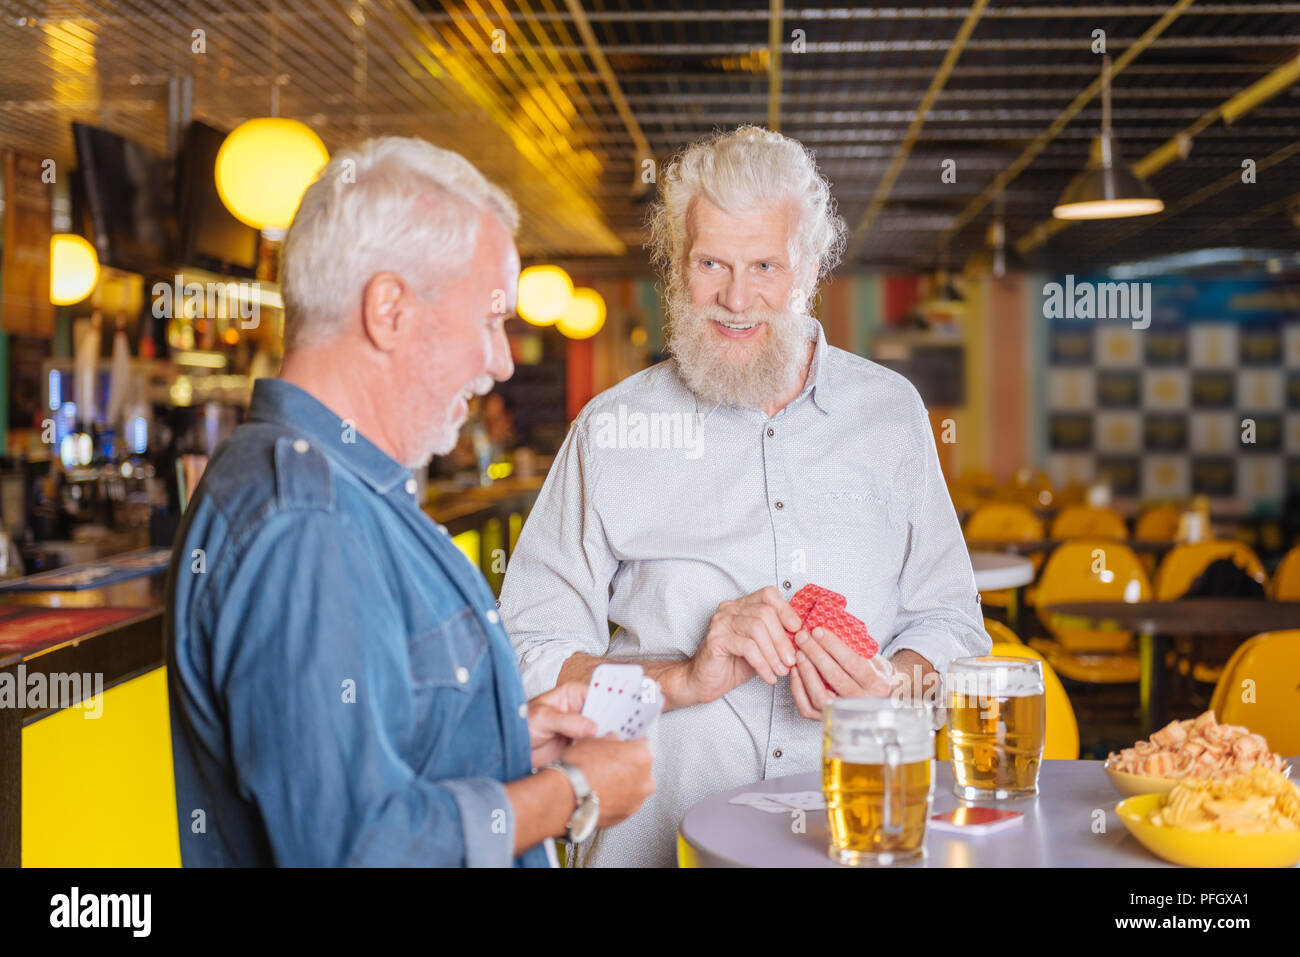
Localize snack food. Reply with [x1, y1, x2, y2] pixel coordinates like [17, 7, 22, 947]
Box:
[787, 584, 879, 690]
[1105, 710, 1288, 780]
[1147, 767, 1300, 834]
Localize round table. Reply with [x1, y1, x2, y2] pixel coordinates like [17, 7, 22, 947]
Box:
[1041, 600, 1300, 736]
[679, 757, 1299, 868]
[970, 552, 1034, 590]
[970, 552, 1035, 629]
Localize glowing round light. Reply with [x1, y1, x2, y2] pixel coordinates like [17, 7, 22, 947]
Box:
[517, 265, 573, 326]
[214, 118, 329, 231]
[50, 234, 99, 305]
[556, 287, 606, 340]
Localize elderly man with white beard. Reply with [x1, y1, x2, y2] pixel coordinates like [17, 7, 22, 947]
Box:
[499, 126, 990, 868]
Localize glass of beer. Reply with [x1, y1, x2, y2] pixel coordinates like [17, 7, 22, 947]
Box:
[822, 697, 935, 866]
[946, 656, 1046, 801]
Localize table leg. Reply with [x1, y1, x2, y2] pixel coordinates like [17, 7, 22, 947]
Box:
[1138, 628, 1166, 737]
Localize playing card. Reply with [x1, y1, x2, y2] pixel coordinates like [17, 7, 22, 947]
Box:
[581, 663, 644, 736]
[727, 793, 794, 813]
[770, 791, 827, 811]
[803, 601, 879, 659]
[789, 584, 846, 620]
[615, 676, 664, 740]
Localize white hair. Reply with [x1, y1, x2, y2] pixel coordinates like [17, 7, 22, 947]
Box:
[647, 125, 846, 307]
[280, 136, 519, 350]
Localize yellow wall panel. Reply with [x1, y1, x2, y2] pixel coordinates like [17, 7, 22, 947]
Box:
[22, 666, 180, 867]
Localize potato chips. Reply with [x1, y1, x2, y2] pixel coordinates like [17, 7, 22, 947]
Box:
[1148, 767, 1300, 834]
[1106, 710, 1287, 779]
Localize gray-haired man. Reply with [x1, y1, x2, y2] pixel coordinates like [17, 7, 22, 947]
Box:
[167, 137, 653, 867]
[499, 126, 989, 867]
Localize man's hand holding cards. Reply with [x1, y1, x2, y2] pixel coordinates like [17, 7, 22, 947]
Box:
[786, 584, 895, 719]
[580, 663, 665, 740]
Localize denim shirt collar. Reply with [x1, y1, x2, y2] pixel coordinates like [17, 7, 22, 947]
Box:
[247, 378, 413, 496]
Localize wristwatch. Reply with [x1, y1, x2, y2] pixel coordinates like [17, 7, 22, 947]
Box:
[537, 760, 600, 844]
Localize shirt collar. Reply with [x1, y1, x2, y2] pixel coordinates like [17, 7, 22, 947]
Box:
[802, 316, 833, 415]
[246, 378, 413, 495]
[689, 315, 833, 419]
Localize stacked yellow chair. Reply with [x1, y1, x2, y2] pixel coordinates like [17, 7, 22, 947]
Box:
[1153, 541, 1268, 601]
[1153, 541, 1269, 686]
[935, 619, 1080, 760]
[1050, 505, 1128, 541]
[1134, 504, 1181, 542]
[964, 503, 1045, 610]
[1209, 630, 1300, 754]
[1133, 503, 1181, 576]
[1267, 544, 1300, 600]
[948, 468, 998, 513]
[1030, 540, 1151, 684]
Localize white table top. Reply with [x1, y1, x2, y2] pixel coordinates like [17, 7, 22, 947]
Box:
[970, 551, 1035, 590]
[678, 759, 1300, 868]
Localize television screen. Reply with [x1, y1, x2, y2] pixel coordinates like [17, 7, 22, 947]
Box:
[175, 121, 260, 278]
[71, 122, 173, 275]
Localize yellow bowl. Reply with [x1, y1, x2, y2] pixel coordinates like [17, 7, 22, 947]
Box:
[1116, 794, 1300, 868]
[1105, 766, 1181, 797]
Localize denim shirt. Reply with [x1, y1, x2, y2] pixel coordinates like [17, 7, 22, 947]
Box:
[165, 378, 549, 867]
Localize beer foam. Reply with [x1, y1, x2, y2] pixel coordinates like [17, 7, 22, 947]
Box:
[826, 738, 934, 765]
[824, 699, 935, 765]
[946, 658, 1044, 699]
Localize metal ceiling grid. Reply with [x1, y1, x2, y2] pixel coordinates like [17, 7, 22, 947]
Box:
[1, 1, 1298, 272]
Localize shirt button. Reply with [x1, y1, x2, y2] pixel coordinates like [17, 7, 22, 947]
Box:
[774, 501, 784, 510]
[486, 609, 500, 624]
[405, 478, 418, 495]
[437, 524, 449, 535]
[773, 748, 783, 759]
[766, 427, 774, 438]
[455, 666, 470, 684]
[783, 580, 792, 590]
[518, 703, 528, 719]
[292, 438, 309, 454]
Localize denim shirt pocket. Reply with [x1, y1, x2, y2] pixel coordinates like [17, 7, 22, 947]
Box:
[408, 606, 489, 691]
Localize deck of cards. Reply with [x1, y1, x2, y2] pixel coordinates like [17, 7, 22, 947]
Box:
[580, 663, 664, 740]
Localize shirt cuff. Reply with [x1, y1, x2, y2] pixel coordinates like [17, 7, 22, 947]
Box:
[442, 777, 515, 868]
[886, 623, 992, 688]
[517, 642, 582, 698]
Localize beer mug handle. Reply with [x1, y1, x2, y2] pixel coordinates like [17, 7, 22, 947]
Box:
[875, 729, 904, 836]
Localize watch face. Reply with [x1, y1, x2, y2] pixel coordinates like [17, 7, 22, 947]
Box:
[570, 798, 600, 844]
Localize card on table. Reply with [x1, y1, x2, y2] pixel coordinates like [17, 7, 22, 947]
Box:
[928, 806, 1025, 836]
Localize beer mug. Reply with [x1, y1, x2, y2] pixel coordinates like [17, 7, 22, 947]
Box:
[822, 697, 935, 866]
[947, 657, 1046, 800]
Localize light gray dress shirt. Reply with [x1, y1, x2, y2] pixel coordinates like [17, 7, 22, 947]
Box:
[499, 318, 990, 867]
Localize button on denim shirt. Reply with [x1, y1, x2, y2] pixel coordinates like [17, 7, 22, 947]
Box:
[166, 378, 548, 867]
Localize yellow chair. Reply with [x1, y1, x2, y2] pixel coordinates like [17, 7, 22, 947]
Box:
[1134, 504, 1181, 542]
[1153, 541, 1268, 601]
[1031, 540, 1151, 683]
[1133, 503, 1181, 576]
[1055, 482, 1087, 509]
[1152, 541, 1270, 687]
[936, 619, 1081, 760]
[1270, 545, 1300, 600]
[1050, 505, 1128, 541]
[1209, 630, 1300, 754]
[984, 618, 1023, 645]
[949, 469, 999, 513]
[965, 504, 1045, 609]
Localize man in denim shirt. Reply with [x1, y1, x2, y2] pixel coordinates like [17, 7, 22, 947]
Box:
[166, 137, 653, 867]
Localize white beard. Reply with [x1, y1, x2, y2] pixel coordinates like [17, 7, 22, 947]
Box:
[407, 373, 494, 469]
[665, 288, 808, 409]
